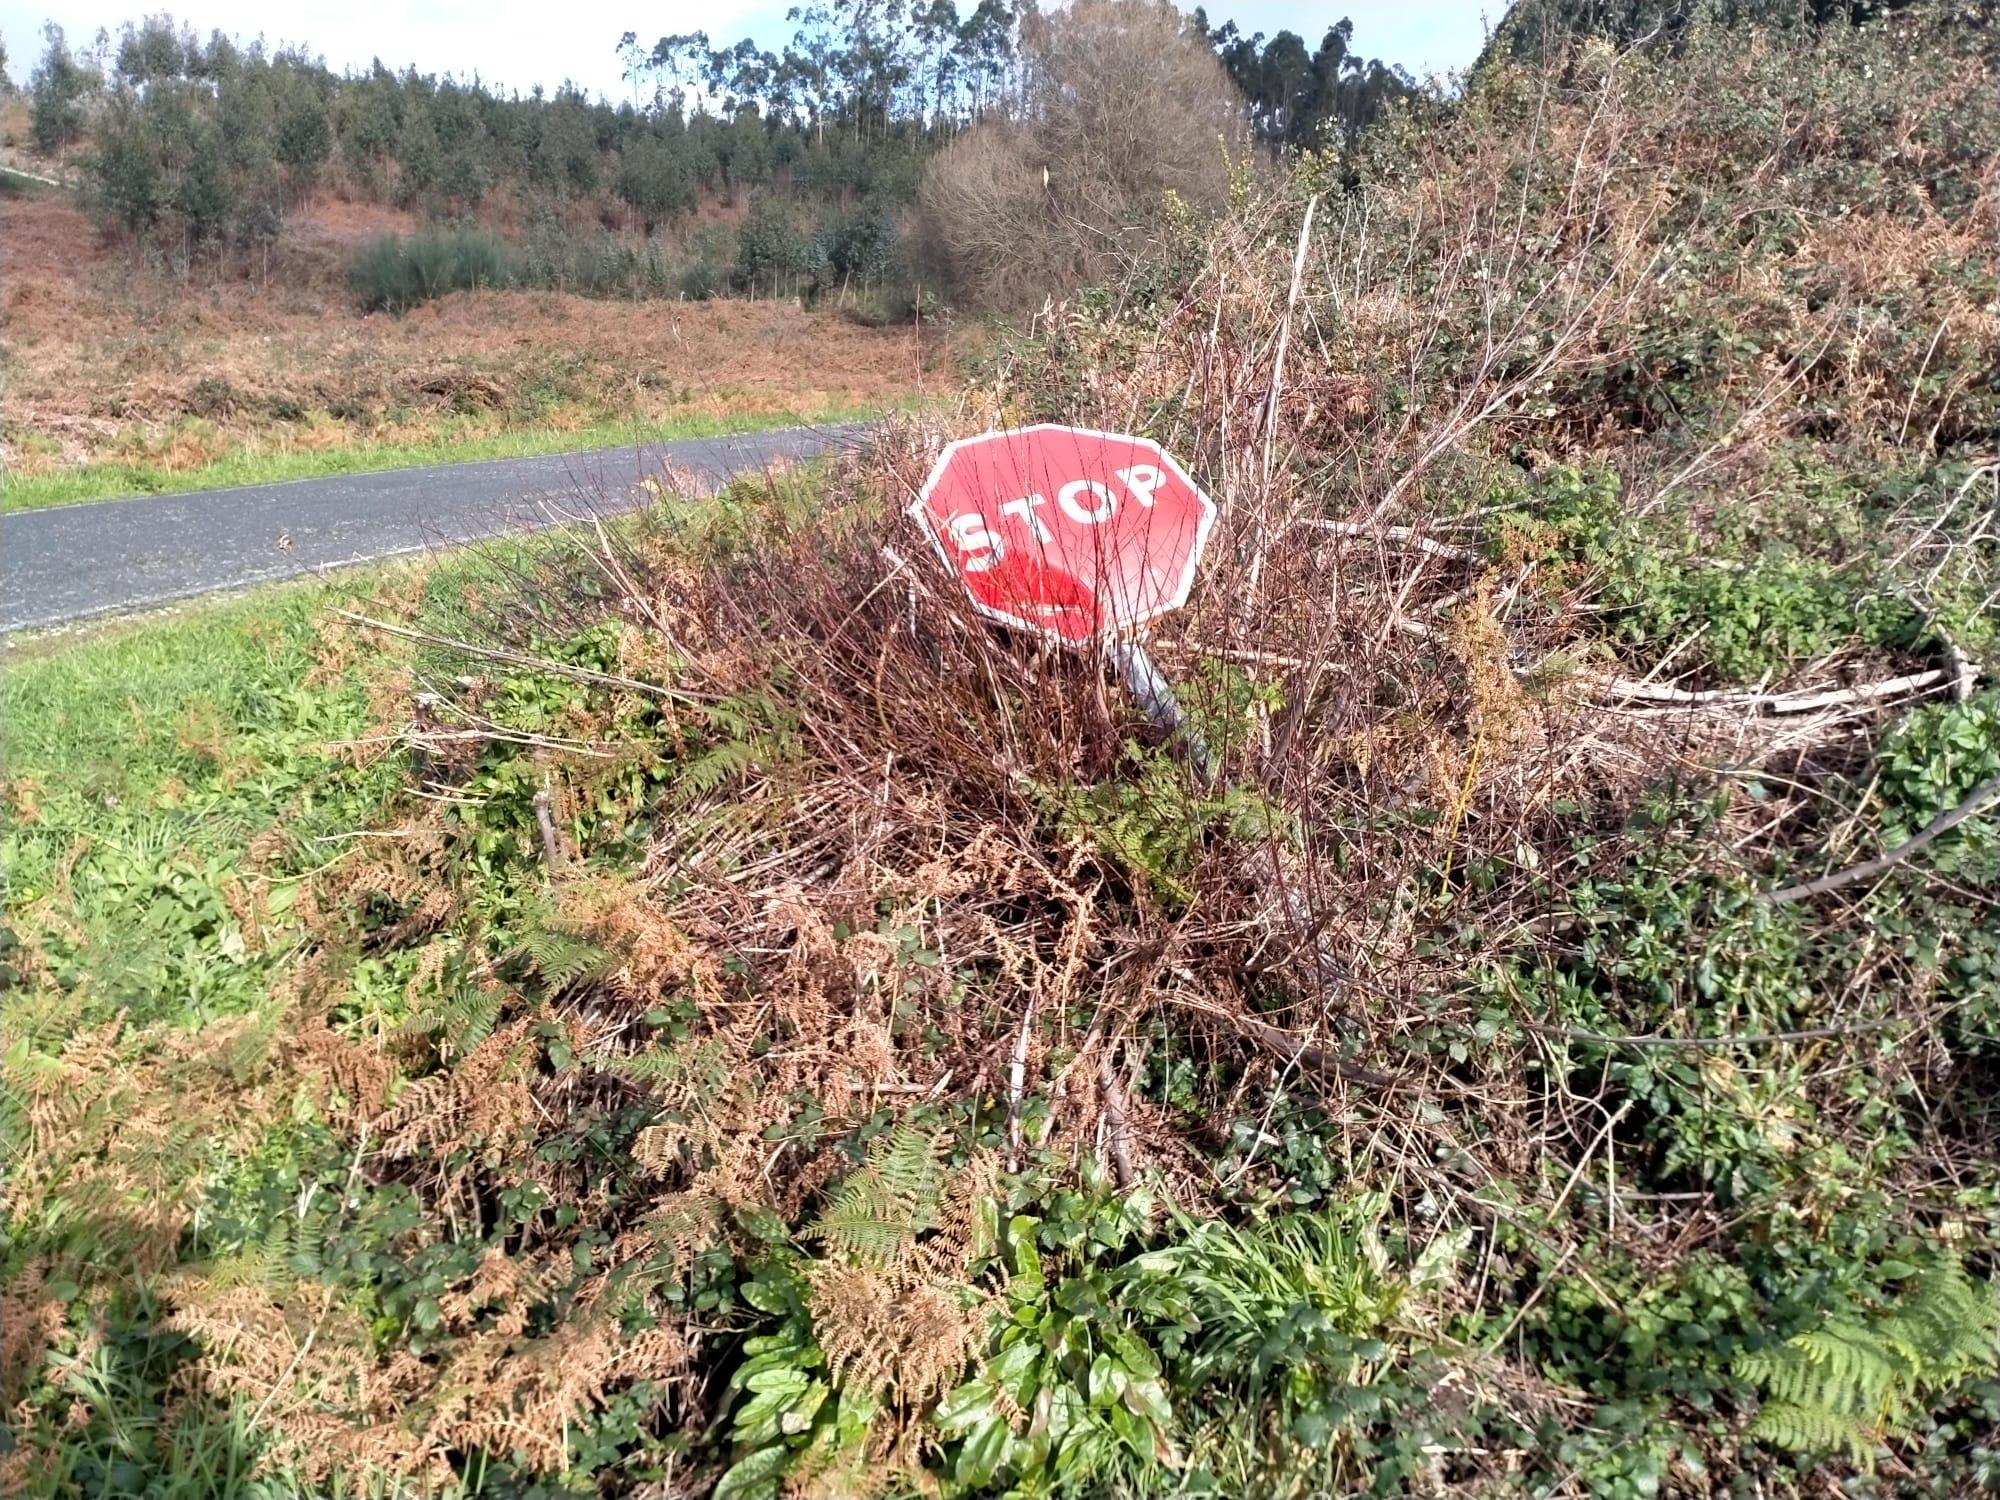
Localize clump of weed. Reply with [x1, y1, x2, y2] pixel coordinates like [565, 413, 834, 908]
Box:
[347, 228, 516, 314]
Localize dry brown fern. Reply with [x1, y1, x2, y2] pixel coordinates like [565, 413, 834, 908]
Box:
[162, 1265, 692, 1489]
[551, 870, 719, 1007]
[0, 1261, 64, 1408]
[371, 1019, 540, 1165]
[291, 1018, 396, 1125]
[6, 1016, 284, 1276]
[807, 1261, 985, 1410]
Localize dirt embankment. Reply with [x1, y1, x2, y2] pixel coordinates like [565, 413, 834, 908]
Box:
[0, 191, 944, 475]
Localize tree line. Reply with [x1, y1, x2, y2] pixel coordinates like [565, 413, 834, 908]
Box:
[14, 4, 1416, 304]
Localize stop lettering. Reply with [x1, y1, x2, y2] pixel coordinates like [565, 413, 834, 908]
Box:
[909, 425, 1218, 646]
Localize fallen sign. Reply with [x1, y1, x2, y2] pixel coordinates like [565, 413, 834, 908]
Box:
[909, 425, 1218, 648]
[910, 425, 1386, 1088]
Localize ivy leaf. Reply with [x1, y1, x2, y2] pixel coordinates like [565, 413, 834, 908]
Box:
[955, 1414, 1010, 1489]
[933, 1379, 998, 1434]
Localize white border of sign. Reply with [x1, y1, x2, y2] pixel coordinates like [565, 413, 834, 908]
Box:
[908, 423, 1220, 648]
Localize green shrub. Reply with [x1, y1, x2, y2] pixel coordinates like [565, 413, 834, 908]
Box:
[735, 194, 808, 297]
[28, 24, 91, 153]
[1877, 692, 2000, 834]
[347, 229, 516, 313]
[1499, 464, 1924, 683]
[674, 222, 735, 301]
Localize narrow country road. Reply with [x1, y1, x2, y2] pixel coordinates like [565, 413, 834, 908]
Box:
[0, 423, 866, 634]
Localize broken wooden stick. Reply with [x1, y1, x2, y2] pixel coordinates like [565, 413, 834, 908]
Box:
[1591, 668, 1945, 713]
[531, 788, 564, 875]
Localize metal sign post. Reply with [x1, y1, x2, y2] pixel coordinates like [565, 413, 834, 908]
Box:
[1106, 634, 1214, 783]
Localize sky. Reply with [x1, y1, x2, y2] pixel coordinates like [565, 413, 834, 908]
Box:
[0, 1, 1500, 104]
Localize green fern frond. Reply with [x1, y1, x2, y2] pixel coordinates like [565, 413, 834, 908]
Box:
[200, 1215, 300, 1292]
[1877, 1257, 1998, 1379]
[811, 1123, 944, 1268]
[1737, 1258, 2000, 1470]
[1784, 1322, 1913, 1418]
[597, 1037, 731, 1092]
[1748, 1402, 1874, 1467]
[674, 740, 760, 801]
[813, 1202, 918, 1266]
[514, 927, 611, 988]
[873, 1123, 943, 1229]
[1027, 748, 1293, 904]
[697, 694, 760, 740]
[402, 983, 506, 1056]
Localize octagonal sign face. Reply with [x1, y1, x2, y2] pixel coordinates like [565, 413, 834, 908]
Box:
[910, 425, 1218, 647]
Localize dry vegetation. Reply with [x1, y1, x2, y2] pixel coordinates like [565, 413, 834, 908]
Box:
[0, 188, 940, 486]
[915, 0, 1251, 310]
[4, 7, 2000, 1498]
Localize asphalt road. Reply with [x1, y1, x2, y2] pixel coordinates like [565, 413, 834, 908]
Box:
[0, 423, 867, 634]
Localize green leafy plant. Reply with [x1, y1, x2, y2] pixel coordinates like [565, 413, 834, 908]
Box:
[1033, 745, 1290, 903]
[1876, 692, 2000, 833]
[711, 1250, 875, 1500]
[934, 1195, 1184, 1496]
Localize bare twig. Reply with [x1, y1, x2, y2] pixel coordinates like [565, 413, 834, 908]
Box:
[1589, 668, 1945, 713]
[1262, 194, 1320, 483]
[1304, 519, 1481, 562]
[1006, 991, 1037, 1167]
[1097, 1049, 1136, 1190]
[338, 611, 705, 704]
[1249, 195, 1318, 598]
[1167, 995, 1398, 1089]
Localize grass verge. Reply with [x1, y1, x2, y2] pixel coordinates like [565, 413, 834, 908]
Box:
[1, 404, 891, 513]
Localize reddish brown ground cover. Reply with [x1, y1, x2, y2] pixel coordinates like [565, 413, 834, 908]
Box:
[0, 190, 943, 477]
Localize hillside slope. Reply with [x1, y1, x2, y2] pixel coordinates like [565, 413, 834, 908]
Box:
[0, 187, 938, 497]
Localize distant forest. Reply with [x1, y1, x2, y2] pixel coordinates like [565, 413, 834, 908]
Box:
[8, 3, 1415, 307]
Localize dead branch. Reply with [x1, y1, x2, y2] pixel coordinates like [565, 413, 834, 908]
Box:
[339, 611, 707, 705]
[1589, 668, 1946, 713]
[1165, 994, 1398, 1089]
[1304, 519, 1482, 563]
[531, 789, 564, 875]
[1096, 1050, 1136, 1190]
[1760, 772, 2000, 905]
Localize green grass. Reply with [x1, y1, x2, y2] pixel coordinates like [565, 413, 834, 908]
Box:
[0, 573, 406, 1026]
[0, 167, 59, 198]
[1, 403, 890, 514]
[1, 578, 373, 1492]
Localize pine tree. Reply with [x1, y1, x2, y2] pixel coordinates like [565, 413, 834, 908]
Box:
[29, 24, 92, 153]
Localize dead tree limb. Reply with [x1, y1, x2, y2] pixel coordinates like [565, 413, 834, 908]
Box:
[1591, 668, 1945, 713]
[1760, 771, 2000, 905]
[1096, 1051, 1136, 1189]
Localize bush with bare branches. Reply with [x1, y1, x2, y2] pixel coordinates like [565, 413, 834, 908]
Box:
[915, 0, 1252, 309]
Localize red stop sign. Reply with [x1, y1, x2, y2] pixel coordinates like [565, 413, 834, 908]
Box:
[910, 425, 1218, 647]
